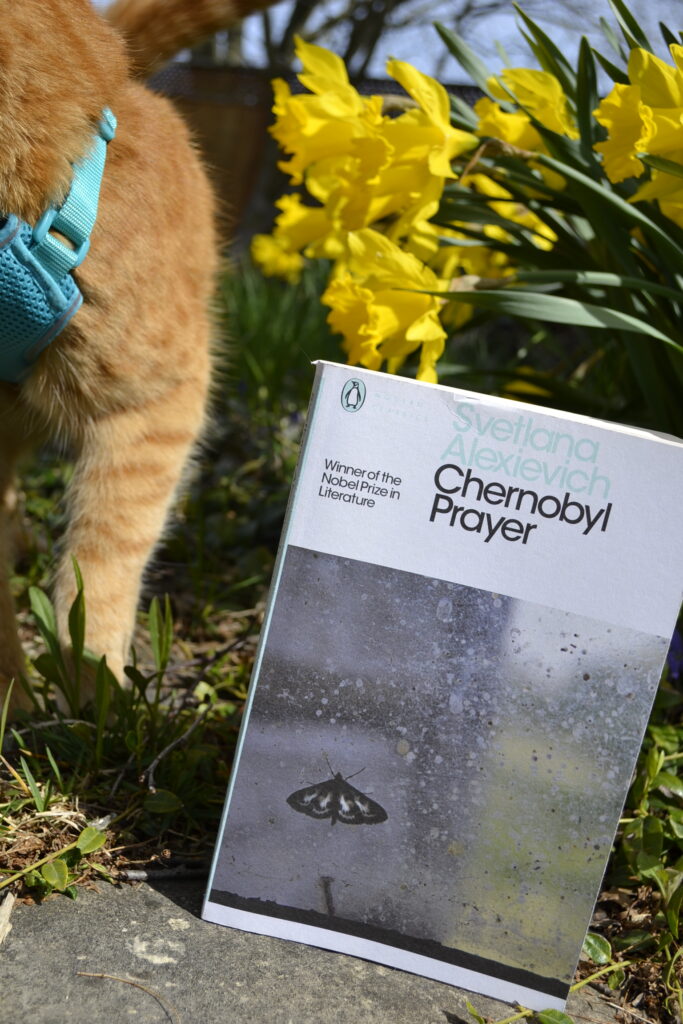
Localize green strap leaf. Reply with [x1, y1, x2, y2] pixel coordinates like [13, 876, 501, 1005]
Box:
[449, 93, 478, 130]
[149, 595, 173, 674]
[599, 16, 628, 61]
[576, 37, 601, 164]
[512, 4, 577, 95]
[434, 23, 495, 96]
[435, 288, 683, 352]
[659, 22, 679, 49]
[534, 153, 683, 269]
[607, 0, 652, 50]
[592, 48, 630, 85]
[638, 153, 683, 181]
[513, 269, 683, 306]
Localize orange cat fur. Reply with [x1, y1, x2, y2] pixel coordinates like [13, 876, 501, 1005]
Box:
[106, 0, 274, 77]
[0, 0, 256, 713]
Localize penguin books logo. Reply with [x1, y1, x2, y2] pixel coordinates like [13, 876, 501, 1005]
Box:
[341, 378, 366, 412]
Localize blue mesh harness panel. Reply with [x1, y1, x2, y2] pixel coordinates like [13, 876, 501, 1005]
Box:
[0, 216, 83, 381]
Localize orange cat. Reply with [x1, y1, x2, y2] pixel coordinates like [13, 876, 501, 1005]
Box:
[0, 0, 265, 713]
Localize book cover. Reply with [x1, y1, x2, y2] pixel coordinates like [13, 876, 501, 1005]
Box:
[202, 362, 683, 1010]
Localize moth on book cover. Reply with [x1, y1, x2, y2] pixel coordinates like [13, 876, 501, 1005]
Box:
[287, 769, 388, 826]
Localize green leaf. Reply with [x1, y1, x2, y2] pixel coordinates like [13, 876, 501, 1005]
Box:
[654, 770, 683, 798]
[32, 653, 63, 686]
[77, 826, 106, 855]
[608, 966, 625, 989]
[149, 595, 173, 674]
[449, 94, 478, 130]
[592, 48, 630, 85]
[90, 861, 115, 884]
[537, 1011, 576, 1024]
[576, 37, 600, 162]
[124, 665, 150, 695]
[642, 814, 665, 857]
[666, 879, 683, 938]
[534, 152, 683, 269]
[649, 723, 683, 753]
[20, 756, 46, 814]
[434, 23, 495, 96]
[45, 746, 64, 791]
[599, 16, 628, 60]
[42, 859, 69, 891]
[646, 746, 666, 784]
[68, 588, 86, 671]
[436, 288, 683, 353]
[144, 789, 183, 814]
[639, 153, 683, 181]
[513, 268, 683, 305]
[512, 5, 577, 96]
[660, 22, 679, 50]
[582, 932, 612, 964]
[29, 587, 61, 660]
[465, 1000, 486, 1024]
[607, 0, 652, 50]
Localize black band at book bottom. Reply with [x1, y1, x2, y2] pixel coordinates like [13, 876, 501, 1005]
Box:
[208, 888, 570, 1001]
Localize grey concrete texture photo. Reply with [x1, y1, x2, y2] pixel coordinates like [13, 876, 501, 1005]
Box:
[0, 881, 620, 1024]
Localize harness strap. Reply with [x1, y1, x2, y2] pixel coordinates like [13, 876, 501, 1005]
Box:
[32, 108, 117, 281]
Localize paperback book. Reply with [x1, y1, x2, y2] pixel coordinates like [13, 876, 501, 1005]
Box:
[203, 362, 683, 1010]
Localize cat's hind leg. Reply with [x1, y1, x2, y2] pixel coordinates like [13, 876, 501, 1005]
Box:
[0, 402, 40, 713]
[52, 376, 208, 699]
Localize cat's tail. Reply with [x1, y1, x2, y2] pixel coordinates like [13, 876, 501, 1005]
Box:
[104, 0, 274, 78]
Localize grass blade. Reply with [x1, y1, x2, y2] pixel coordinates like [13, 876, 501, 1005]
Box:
[20, 756, 46, 813]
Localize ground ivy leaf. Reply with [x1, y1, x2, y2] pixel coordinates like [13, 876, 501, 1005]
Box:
[77, 826, 106, 855]
[42, 859, 69, 891]
[537, 1010, 576, 1024]
[582, 931, 612, 964]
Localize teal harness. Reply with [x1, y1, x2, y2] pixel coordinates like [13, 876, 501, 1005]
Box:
[0, 108, 116, 383]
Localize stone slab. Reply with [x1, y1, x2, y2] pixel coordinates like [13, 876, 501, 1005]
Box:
[0, 881, 618, 1024]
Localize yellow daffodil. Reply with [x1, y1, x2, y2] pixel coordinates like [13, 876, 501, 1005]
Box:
[323, 229, 447, 382]
[270, 39, 384, 185]
[488, 68, 579, 138]
[593, 84, 655, 182]
[250, 194, 346, 282]
[474, 97, 543, 151]
[251, 233, 305, 284]
[269, 40, 478, 263]
[628, 46, 683, 108]
[386, 59, 478, 177]
[473, 97, 566, 190]
[592, 44, 683, 230]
